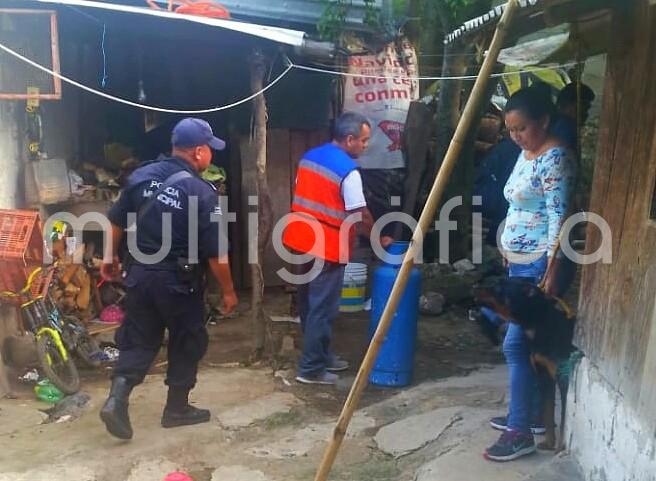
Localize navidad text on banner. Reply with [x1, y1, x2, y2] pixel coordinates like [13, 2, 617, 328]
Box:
[343, 39, 419, 170]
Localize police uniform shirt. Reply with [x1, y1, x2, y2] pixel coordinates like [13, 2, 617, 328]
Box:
[108, 156, 222, 262]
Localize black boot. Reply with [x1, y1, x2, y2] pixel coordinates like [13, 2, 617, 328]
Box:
[161, 386, 210, 428]
[99, 376, 133, 440]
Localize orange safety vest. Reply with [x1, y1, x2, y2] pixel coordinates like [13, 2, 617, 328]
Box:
[283, 144, 359, 263]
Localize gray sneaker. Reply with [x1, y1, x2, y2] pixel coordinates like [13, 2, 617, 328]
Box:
[295, 371, 339, 385]
[490, 416, 547, 435]
[327, 359, 349, 372]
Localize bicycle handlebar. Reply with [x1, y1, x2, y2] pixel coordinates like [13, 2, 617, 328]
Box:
[0, 265, 47, 300]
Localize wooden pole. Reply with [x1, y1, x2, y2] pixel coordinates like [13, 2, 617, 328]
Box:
[249, 48, 274, 360]
[312, 3, 520, 480]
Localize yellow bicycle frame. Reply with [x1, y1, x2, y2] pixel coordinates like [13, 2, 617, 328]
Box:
[36, 327, 69, 364]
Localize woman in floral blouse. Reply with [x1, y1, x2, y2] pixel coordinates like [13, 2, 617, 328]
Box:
[485, 85, 576, 462]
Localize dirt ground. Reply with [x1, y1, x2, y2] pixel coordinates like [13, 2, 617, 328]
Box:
[200, 287, 503, 415]
[0, 288, 581, 481]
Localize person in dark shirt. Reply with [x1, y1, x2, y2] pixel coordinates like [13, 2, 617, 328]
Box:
[552, 81, 595, 151]
[99, 118, 238, 440]
[474, 136, 521, 245]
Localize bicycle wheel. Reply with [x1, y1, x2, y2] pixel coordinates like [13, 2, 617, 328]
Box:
[36, 332, 80, 395]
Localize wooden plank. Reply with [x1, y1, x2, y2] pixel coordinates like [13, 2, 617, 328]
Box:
[240, 129, 293, 288]
[228, 125, 245, 289]
[239, 134, 257, 289]
[264, 129, 291, 287]
[88, 323, 119, 336]
[577, 0, 656, 407]
[599, 2, 656, 390]
[577, 4, 635, 362]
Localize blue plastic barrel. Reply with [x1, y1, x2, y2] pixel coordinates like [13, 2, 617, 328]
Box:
[368, 241, 421, 387]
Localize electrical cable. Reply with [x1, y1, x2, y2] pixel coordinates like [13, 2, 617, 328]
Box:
[0, 41, 293, 114]
[0, 38, 580, 112]
[288, 58, 580, 82]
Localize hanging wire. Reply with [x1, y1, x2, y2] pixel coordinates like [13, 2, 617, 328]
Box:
[0, 38, 581, 112]
[63, 5, 109, 88]
[286, 57, 581, 82]
[100, 23, 108, 88]
[0, 41, 293, 114]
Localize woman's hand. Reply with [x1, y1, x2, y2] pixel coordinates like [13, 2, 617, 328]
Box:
[542, 257, 561, 296]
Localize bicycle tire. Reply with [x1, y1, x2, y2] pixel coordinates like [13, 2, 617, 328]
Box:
[36, 333, 80, 395]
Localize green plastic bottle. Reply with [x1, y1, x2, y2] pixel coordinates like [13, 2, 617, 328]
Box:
[34, 379, 64, 404]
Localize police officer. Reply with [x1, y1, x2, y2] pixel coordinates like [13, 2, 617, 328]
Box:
[100, 118, 238, 440]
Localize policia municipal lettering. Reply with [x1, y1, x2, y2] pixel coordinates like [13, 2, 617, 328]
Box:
[100, 118, 238, 440]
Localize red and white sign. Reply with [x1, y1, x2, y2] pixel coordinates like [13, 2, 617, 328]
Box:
[344, 39, 419, 169]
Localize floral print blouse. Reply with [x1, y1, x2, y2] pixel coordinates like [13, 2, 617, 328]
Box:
[501, 146, 576, 256]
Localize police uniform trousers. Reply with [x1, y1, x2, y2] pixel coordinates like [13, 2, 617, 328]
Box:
[113, 264, 208, 389]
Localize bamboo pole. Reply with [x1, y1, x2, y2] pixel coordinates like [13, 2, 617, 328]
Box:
[312, 2, 520, 480]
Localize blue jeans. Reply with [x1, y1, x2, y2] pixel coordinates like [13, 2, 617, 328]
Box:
[297, 261, 345, 377]
[504, 254, 548, 433]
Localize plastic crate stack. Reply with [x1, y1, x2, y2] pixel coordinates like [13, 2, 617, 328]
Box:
[0, 209, 45, 303]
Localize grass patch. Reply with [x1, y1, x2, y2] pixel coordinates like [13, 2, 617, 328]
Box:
[261, 409, 303, 430]
[334, 455, 400, 481]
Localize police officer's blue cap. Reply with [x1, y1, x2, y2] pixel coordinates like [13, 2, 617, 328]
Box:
[171, 118, 226, 151]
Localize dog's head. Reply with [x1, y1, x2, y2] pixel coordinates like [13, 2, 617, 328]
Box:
[473, 278, 548, 329]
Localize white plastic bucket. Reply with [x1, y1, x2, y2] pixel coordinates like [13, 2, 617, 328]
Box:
[340, 263, 368, 312]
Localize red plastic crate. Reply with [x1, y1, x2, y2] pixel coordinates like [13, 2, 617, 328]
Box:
[0, 209, 44, 296]
[0, 209, 43, 262]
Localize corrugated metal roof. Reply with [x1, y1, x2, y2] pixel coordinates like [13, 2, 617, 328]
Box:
[191, 0, 381, 30]
[34, 0, 309, 46]
[444, 0, 614, 45]
[101, 0, 382, 30]
[444, 0, 542, 44]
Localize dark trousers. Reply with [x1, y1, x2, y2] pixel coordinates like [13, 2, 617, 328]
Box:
[296, 260, 345, 377]
[113, 265, 208, 389]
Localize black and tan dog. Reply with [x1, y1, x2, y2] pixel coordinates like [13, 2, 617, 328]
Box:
[474, 278, 576, 451]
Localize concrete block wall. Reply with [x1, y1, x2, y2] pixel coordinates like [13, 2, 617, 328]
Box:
[567, 357, 656, 481]
[0, 102, 21, 208]
[0, 101, 22, 396]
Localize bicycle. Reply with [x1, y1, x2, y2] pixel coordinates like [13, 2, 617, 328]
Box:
[1, 266, 101, 395]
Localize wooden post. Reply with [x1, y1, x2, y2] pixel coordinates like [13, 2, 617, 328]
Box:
[312, 2, 520, 480]
[399, 101, 434, 239]
[249, 49, 274, 359]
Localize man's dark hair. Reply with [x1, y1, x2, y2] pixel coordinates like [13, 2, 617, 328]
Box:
[505, 84, 557, 122]
[557, 82, 595, 108]
[334, 112, 371, 141]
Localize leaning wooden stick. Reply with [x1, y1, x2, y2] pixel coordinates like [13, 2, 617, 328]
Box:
[312, 2, 521, 480]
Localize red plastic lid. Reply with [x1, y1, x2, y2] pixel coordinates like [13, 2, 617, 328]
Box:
[163, 473, 193, 481]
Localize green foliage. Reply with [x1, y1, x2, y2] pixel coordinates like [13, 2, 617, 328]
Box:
[392, 0, 409, 17]
[318, 0, 380, 41]
[441, 0, 495, 27]
[317, 0, 350, 41]
[316, 0, 493, 42]
[364, 0, 379, 27]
